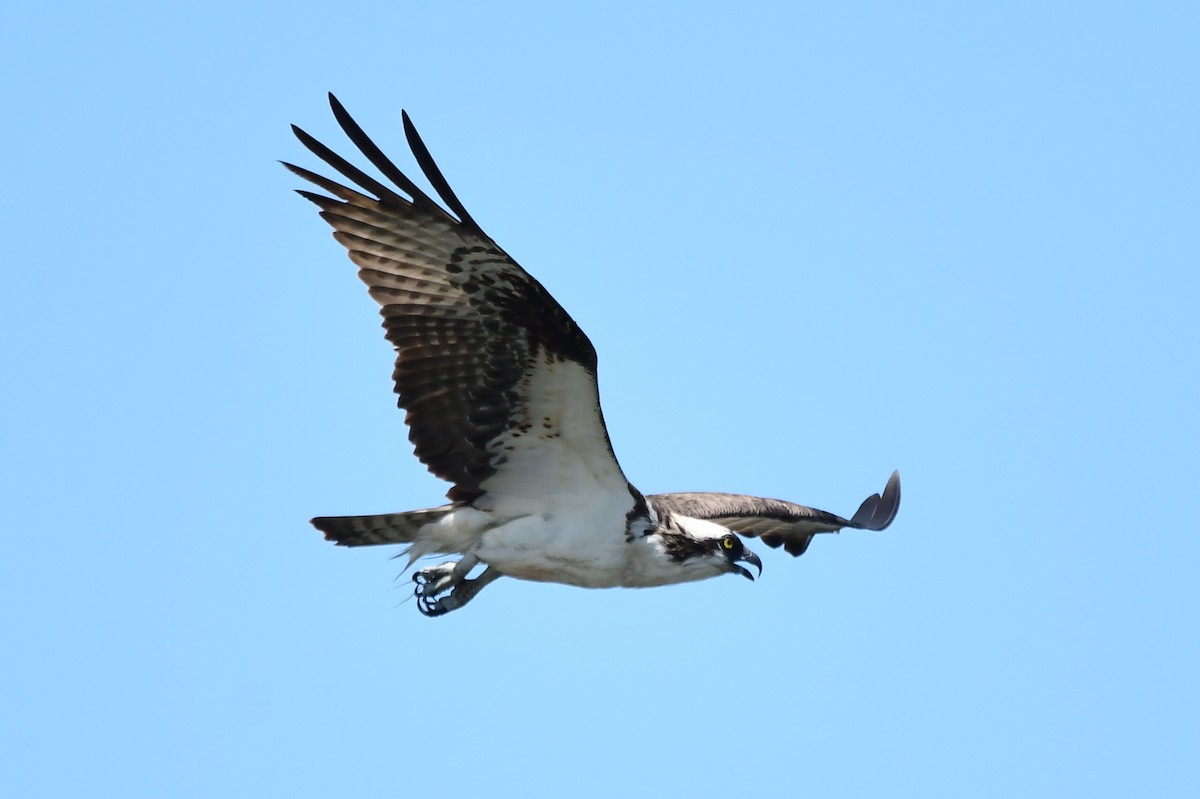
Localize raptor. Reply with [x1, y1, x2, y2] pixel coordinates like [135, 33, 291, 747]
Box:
[286, 95, 900, 616]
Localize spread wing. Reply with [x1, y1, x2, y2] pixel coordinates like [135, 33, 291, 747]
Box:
[285, 94, 630, 506]
[649, 471, 900, 556]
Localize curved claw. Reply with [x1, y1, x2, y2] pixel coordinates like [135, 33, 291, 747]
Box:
[415, 590, 445, 617]
[414, 586, 462, 617]
[411, 561, 458, 598]
[410, 561, 497, 618]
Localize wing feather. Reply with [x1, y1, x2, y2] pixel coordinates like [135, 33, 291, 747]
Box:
[288, 95, 621, 504]
[650, 471, 900, 557]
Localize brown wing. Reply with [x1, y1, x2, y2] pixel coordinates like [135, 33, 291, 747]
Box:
[285, 94, 603, 504]
[649, 471, 900, 556]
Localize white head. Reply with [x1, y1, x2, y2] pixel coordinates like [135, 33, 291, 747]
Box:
[634, 514, 763, 586]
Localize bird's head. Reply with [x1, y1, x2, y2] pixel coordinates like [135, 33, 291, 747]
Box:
[659, 516, 763, 582]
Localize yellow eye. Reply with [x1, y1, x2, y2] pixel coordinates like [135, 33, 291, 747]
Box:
[722, 536, 735, 549]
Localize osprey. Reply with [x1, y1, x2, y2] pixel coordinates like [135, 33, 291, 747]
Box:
[286, 95, 901, 616]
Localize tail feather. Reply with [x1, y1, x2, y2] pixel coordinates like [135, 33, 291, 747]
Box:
[311, 505, 455, 547]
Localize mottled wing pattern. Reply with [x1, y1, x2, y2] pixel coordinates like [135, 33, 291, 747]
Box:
[649, 471, 900, 556]
[285, 94, 605, 504]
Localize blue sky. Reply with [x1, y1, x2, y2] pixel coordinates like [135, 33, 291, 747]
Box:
[2, 1, 1197, 796]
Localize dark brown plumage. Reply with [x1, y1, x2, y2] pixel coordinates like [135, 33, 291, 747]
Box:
[284, 94, 603, 504]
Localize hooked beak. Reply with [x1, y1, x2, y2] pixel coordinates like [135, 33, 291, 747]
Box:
[733, 549, 762, 581]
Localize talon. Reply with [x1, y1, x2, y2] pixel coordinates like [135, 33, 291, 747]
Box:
[407, 559, 492, 617]
[417, 596, 446, 617]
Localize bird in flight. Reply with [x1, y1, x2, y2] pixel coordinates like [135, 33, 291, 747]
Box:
[285, 95, 900, 616]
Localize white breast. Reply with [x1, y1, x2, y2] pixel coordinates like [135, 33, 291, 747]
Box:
[468, 354, 639, 586]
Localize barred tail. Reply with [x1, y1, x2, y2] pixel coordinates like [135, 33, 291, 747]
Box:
[311, 505, 455, 547]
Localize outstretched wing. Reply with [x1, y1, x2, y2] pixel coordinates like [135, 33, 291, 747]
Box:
[649, 471, 900, 556]
[286, 94, 630, 506]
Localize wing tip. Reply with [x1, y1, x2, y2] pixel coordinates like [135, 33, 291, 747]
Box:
[848, 470, 901, 531]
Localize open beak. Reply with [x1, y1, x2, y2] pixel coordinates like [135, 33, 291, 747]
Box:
[734, 549, 762, 581]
